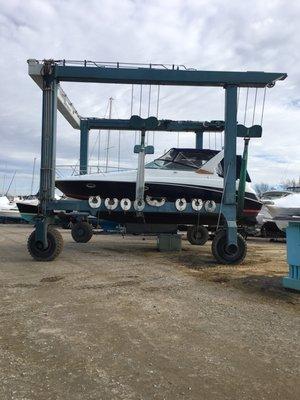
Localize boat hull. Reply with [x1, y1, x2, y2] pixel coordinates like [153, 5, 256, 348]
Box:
[55, 179, 261, 225]
[0, 209, 20, 218]
[16, 203, 40, 223]
[267, 205, 300, 219]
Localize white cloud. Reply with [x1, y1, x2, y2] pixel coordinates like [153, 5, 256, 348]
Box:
[0, 0, 299, 194]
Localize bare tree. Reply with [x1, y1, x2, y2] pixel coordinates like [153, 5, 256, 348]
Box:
[254, 182, 272, 196]
[281, 177, 300, 189]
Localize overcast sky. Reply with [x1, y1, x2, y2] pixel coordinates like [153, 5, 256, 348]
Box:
[0, 0, 299, 194]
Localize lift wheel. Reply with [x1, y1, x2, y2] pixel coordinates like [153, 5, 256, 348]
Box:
[187, 225, 209, 246]
[27, 227, 63, 261]
[212, 230, 247, 264]
[71, 221, 93, 243]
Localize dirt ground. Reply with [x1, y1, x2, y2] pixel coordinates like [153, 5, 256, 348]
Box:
[0, 225, 299, 400]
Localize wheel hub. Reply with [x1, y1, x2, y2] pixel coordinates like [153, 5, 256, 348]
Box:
[225, 243, 238, 255]
[36, 241, 44, 250]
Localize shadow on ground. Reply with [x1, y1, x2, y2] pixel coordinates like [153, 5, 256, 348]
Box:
[175, 249, 300, 307]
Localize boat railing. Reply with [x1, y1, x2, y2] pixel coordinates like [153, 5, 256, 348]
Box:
[56, 164, 136, 177]
[29, 59, 196, 71]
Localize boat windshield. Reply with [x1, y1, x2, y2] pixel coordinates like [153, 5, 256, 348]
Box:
[260, 191, 292, 201]
[145, 149, 215, 171]
[145, 148, 251, 181]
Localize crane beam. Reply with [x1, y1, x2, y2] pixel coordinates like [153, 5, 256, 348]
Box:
[28, 60, 81, 129]
[84, 117, 225, 132]
[45, 60, 287, 88]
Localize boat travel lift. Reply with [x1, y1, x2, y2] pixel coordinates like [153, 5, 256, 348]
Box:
[27, 59, 287, 263]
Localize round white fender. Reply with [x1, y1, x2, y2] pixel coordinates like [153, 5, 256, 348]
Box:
[104, 198, 119, 210]
[175, 198, 187, 211]
[120, 198, 131, 211]
[204, 200, 216, 212]
[88, 196, 101, 209]
[191, 198, 203, 211]
[146, 196, 166, 207]
[134, 199, 145, 211]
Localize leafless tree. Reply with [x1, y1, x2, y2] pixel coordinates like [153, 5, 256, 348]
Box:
[281, 177, 300, 189]
[253, 182, 272, 196]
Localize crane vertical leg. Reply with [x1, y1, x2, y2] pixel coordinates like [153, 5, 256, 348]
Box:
[80, 121, 89, 174]
[36, 66, 58, 247]
[223, 85, 238, 250]
[195, 130, 204, 149]
[39, 74, 58, 208]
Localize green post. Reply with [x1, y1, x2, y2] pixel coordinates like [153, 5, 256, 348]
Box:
[237, 138, 250, 216]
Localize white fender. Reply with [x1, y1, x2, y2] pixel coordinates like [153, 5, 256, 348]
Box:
[146, 196, 166, 207]
[204, 200, 216, 212]
[88, 196, 101, 208]
[105, 198, 119, 210]
[120, 198, 131, 211]
[192, 198, 203, 211]
[134, 199, 145, 211]
[175, 198, 187, 211]
[88, 196, 101, 209]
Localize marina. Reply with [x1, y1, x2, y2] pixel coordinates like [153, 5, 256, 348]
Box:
[0, 58, 299, 398]
[1, 1, 300, 398]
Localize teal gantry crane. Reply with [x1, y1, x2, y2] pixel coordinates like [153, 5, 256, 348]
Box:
[26, 59, 287, 262]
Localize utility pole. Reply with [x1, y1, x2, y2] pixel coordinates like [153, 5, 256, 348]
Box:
[105, 97, 113, 172]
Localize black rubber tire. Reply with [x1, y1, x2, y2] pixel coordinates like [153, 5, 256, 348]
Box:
[71, 221, 93, 243]
[212, 230, 247, 264]
[238, 228, 248, 240]
[187, 225, 209, 245]
[27, 227, 63, 261]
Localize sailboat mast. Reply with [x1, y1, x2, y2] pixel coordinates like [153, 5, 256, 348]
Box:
[105, 97, 113, 173]
[30, 157, 37, 195]
[97, 130, 101, 172]
[5, 171, 16, 196]
[2, 162, 7, 195]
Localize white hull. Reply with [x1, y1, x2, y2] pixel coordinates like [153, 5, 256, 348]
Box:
[265, 193, 300, 232]
[266, 193, 300, 219]
[267, 206, 300, 219]
[0, 209, 20, 218]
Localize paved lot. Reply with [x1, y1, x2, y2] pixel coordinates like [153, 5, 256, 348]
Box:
[0, 225, 299, 400]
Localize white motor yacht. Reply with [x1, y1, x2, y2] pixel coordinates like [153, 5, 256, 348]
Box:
[0, 196, 20, 219]
[266, 192, 300, 231]
[55, 148, 261, 226]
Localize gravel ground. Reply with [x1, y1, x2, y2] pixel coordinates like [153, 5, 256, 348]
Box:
[0, 225, 299, 400]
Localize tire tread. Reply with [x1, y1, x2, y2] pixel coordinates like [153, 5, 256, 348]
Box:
[71, 221, 93, 243]
[212, 230, 247, 264]
[27, 227, 63, 261]
[187, 225, 209, 246]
